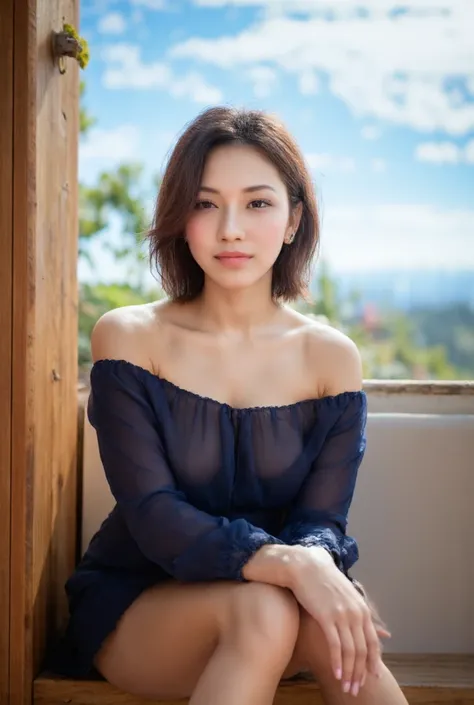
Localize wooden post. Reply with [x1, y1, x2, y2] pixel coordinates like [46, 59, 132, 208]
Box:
[0, 0, 80, 703]
[0, 0, 14, 702]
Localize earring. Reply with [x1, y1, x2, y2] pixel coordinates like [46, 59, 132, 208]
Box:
[285, 231, 296, 245]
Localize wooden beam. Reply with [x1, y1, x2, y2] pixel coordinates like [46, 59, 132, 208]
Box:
[10, 0, 79, 702]
[10, 0, 36, 699]
[0, 0, 14, 701]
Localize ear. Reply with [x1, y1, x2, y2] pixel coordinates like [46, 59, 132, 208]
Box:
[284, 201, 304, 245]
[290, 200, 303, 234]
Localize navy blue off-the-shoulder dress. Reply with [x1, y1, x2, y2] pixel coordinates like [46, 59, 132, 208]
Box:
[49, 358, 368, 678]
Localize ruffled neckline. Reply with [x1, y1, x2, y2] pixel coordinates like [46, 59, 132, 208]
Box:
[91, 357, 367, 414]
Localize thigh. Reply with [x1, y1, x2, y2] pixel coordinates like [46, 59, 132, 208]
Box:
[94, 580, 232, 699]
[280, 605, 319, 681]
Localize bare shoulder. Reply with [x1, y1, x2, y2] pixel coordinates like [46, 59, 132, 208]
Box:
[303, 319, 363, 397]
[90, 299, 170, 370]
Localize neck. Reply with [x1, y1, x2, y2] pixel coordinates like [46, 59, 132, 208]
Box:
[194, 276, 282, 336]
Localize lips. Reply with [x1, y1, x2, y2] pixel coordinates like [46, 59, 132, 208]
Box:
[214, 252, 253, 268]
[215, 252, 252, 259]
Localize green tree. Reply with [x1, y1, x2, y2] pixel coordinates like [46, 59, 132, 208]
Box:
[79, 83, 155, 269]
[80, 81, 96, 135]
[78, 83, 162, 373]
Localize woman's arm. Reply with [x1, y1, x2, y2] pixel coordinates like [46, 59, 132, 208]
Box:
[242, 542, 332, 585]
[276, 332, 366, 575]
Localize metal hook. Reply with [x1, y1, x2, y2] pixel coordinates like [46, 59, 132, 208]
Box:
[52, 30, 83, 75]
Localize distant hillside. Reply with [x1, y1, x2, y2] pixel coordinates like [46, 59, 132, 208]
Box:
[327, 269, 474, 312]
[409, 303, 474, 377]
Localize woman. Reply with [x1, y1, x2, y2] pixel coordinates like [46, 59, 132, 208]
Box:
[52, 106, 408, 705]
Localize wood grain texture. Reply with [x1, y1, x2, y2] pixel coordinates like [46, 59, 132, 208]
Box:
[363, 380, 474, 396]
[10, 0, 79, 702]
[0, 0, 14, 701]
[10, 1, 37, 700]
[33, 655, 474, 705]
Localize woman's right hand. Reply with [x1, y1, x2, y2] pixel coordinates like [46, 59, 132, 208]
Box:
[287, 546, 390, 694]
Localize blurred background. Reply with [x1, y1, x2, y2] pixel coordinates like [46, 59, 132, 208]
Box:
[77, 0, 474, 383]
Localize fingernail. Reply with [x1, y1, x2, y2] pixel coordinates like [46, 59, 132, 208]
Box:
[352, 682, 360, 696]
[343, 682, 351, 693]
[335, 668, 342, 680]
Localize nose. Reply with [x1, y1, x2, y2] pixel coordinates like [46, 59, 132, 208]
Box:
[219, 207, 245, 242]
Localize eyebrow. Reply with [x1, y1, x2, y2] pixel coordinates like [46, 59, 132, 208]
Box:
[199, 185, 277, 194]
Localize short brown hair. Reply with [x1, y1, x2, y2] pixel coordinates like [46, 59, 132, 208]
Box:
[147, 106, 320, 302]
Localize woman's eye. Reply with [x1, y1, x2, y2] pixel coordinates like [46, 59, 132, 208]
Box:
[249, 199, 271, 209]
[194, 200, 215, 210]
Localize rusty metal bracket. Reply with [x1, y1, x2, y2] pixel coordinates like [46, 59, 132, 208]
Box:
[52, 23, 89, 75]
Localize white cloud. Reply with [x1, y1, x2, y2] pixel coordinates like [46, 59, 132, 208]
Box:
[306, 153, 356, 173]
[415, 139, 474, 163]
[465, 140, 474, 164]
[361, 125, 382, 141]
[246, 65, 278, 98]
[101, 44, 223, 103]
[169, 1, 474, 135]
[193, 0, 471, 12]
[320, 204, 474, 272]
[415, 141, 460, 163]
[299, 70, 320, 96]
[97, 12, 126, 34]
[80, 125, 140, 161]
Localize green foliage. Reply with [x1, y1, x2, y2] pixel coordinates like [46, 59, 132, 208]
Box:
[78, 85, 160, 272]
[370, 310, 459, 380]
[63, 23, 90, 69]
[79, 81, 96, 135]
[78, 85, 162, 371]
[410, 303, 474, 376]
[79, 164, 150, 263]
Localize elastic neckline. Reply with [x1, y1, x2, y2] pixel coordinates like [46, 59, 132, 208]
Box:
[91, 358, 366, 413]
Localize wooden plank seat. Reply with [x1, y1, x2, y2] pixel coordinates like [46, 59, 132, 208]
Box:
[34, 654, 474, 704]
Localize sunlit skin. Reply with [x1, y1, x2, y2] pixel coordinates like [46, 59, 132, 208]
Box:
[184, 142, 302, 330]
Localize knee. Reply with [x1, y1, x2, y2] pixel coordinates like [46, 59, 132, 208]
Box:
[221, 582, 300, 659]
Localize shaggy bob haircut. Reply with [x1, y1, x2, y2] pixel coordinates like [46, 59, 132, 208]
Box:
[147, 106, 320, 302]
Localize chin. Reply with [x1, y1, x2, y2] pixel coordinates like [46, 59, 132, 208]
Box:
[213, 277, 260, 292]
[205, 270, 269, 292]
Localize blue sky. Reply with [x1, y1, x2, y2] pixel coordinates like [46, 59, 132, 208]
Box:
[79, 0, 474, 284]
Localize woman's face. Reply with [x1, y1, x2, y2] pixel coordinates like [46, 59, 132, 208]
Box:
[185, 143, 301, 293]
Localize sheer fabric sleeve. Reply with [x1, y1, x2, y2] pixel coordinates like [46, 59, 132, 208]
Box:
[87, 360, 283, 582]
[278, 392, 367, 576]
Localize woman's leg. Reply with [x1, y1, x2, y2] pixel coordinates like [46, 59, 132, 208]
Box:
[94, 580, 300, 705]
[284, 608, 409, 704]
